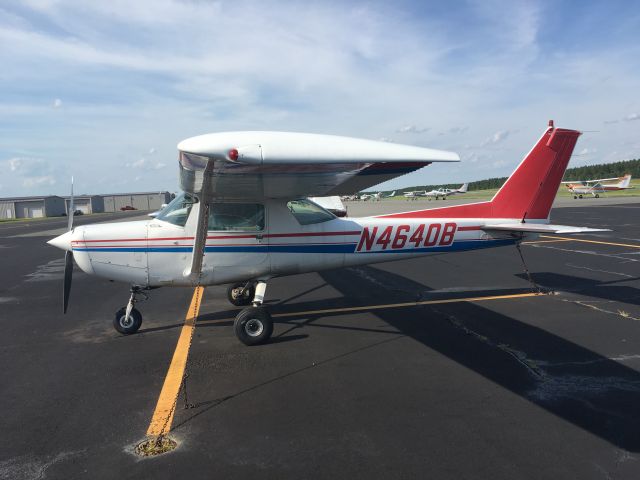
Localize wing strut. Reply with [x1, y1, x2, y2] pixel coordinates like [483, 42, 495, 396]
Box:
[183, 162, 213, 284]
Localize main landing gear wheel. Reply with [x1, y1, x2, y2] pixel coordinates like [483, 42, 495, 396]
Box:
[579, 194, 583, 199]
[595, 194, 600, 198]
[573, 195, 578, 199]
[114, 307, 142, 334]
[227, 282, 255, 306]
[234, 306, 273, 346]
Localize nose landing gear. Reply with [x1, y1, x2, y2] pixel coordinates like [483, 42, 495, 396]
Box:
[232, 280, 273, 346]
[113, 286, 147, 334]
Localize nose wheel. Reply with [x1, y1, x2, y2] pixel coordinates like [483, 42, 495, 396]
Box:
[113, 286, 147, 335]
[114, 307, 142, 334]
[233, 280, 273, 345]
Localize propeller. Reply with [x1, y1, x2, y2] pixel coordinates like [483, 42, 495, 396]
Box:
[63, 177, 74, 314]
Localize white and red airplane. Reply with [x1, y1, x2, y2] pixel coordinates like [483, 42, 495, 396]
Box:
[48, 121, 604, 345]
[562, 174, 633, 198]
[424, 182, 468, 200]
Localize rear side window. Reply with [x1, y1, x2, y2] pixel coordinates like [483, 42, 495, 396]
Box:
[208, 203, 264, 231]
[287, 199, 335, 225]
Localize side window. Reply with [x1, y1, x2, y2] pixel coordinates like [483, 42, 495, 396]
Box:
[287, 199, 335, 225]
[156, 193, 197, 227]
[208, 203, 265, 231]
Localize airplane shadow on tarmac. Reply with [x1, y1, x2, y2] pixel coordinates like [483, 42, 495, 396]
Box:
[185, 265, 640, 452]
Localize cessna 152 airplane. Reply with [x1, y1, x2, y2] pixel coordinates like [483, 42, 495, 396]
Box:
[424, 182, 468, 200]
[562, 174, 633, 198]
[48, 121, 604, 346]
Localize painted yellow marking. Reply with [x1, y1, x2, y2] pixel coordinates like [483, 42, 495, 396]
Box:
[522, 238, 574, 245]
[197, 292, 546, 327]
[146, 286, 204, 437]
[539, 235, 640, 249]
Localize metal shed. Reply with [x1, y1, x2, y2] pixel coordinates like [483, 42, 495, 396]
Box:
[101, 192, 172, 212]
[63, 195, 104, 215]
[0, 196, 66, 219]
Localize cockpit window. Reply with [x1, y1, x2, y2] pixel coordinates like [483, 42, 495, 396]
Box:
[208, 203, 264, 231]
[156, 193, 197, 227]
[287, 199, 335, 225]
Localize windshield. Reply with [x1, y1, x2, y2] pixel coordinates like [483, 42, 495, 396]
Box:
[287, 199, 335, 225]
[156, 192, 197, 227]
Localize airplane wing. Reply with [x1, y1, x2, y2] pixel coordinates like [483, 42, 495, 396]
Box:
[562, 177, 620, 184]
[482, 223, 610, 234]
[177, 131, 459, 199]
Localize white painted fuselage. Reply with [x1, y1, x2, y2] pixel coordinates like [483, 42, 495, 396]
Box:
[61, 199, 523, 288]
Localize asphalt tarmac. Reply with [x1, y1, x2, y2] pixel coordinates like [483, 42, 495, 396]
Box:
[1, 201, 640, 479]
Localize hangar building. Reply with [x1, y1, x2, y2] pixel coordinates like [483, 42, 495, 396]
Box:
[0, 192, 173, 219]
[101, 192, 173, 212]
[0, 196, 66, 219]
[64, 195, 104, 215]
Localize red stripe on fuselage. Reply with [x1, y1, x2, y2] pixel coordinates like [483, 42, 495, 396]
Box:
[74, 230, 362, 244]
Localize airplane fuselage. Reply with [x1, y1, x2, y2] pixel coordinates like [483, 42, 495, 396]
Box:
[64, 198, 524, 288]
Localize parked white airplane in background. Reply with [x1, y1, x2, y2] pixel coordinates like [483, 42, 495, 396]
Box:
[404, 190, 427, 200]
[360, 190, 395, 201]
[48, 121, 605, 346]
[562, 174, 633, 198]
[425, 183, 468, 200]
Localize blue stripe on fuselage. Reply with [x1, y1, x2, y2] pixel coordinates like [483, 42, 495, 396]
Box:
[72, 238, 516, 254]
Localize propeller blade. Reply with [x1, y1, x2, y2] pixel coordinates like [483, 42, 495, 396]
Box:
[67, 176, 75, 231]
[63, 250, 73, 314]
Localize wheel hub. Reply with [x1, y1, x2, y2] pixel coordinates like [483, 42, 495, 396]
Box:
[231, 287, 243, 300]
[245, 318, 264, 337]
[120, 315, 133, 328]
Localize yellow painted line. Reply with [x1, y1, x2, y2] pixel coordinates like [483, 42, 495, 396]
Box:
[539, 235, 640, 249]
[263, 292, 546, 319]
[146, 286, 204, 437]
[522, 238, 574, 245]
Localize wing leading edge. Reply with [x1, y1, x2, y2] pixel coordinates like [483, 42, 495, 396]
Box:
[177, 131, 459, 199]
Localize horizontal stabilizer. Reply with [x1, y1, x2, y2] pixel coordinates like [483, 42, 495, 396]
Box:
[482, 223, 611, 234]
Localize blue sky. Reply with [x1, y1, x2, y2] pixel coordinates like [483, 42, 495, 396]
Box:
[1, 0, 639, 196]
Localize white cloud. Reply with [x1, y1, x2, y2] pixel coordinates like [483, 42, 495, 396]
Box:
[396, 125, 430, 134]
[149, 147, 156, 154]
[52, 98, 62, 108]
[481, 130, 513, 146]
[126, 157, 166, 170]
[576, 147, 597, 156]
[8, 157, 22, 171]
[624, 113, 639, 121]
[3, 157, 62, 192]
[492, 159, 508, 168]
[23, 175, 56, 187]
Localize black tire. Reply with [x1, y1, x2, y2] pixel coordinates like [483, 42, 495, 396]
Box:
[595, 194, 600, 198]
[234, 307, 273, 346]
[573, 195, 577, 199]
[113, 307, 142, 334]
[227, 282, 254, 306]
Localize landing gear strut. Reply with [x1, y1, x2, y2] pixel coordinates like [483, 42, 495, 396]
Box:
[113, 286, 146, 334]
[233, 280, 273, 346]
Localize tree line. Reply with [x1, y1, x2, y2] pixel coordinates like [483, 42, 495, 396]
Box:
[374, 158, 640, 194]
